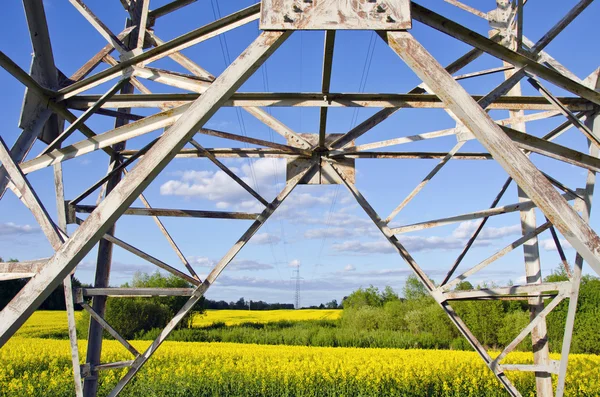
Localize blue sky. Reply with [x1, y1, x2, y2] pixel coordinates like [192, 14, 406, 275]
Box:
[1, 0, 599, 306]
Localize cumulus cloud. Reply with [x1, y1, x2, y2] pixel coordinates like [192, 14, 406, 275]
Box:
[540, 238, 573, 251]
[0, 222, 40, 236]
[160, 159, 344, 215]
[160, 159, 285, 203]
[300, 211, 380, 240]
[250, 233, 282, 245]
[452, 221, 521, 240]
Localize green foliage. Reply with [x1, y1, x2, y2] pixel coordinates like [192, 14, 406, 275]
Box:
[546, 273, 600, 354]
[77, 271, 202, 340]
[381, 286, 399, 304]
[124, 271, 203, 329]
[325, 299, 338, 309]
[497, 311, 531, 351]
[453, 300, 504, 348]
[341, 285, 385, 309]
[107, 299, 172, 340]
[402, 275, 429, 301]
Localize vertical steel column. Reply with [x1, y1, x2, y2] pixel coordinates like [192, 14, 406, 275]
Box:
[556, 73, 600, 397]
[491, 2, 553, 393]
[54, 161, 84, 397]
[83, 2, 144, 396]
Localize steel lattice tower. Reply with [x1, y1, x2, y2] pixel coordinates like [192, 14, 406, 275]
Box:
[0, 1, 599, 396]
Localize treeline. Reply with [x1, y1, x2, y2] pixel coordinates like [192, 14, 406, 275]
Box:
[203, 297, 294, 310]
[339, 269, 600, 354]
[132, 268, 600, 354]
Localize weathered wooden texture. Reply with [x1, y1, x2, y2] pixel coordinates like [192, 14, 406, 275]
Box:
[287, 134, 355, 184]
[260, 0, 411, 30]
[382, 31, 600, 279]
[0, 30, 292, 349]
[0, 259, 47, 280]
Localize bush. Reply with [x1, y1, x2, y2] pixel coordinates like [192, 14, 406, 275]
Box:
[497, 311, 531, 351]
[75, 271, 200, 340]
[76, 298, 171, 340]
[340, 306, 386, 331]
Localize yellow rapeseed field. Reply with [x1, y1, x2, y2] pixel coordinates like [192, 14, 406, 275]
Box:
[2, 337, 600, 396]
[193, 308, 341, 326]
[14, 310, 82, 338]
[4, 311, 600, 396]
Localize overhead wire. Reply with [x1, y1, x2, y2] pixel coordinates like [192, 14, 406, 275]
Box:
[313, 31, 376, 281]
[210, 0, 282, 280]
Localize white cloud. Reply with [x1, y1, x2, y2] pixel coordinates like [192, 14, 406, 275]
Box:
[216, 201, 230, 209]
[540, 238, 573, 251]
[453, 221, 521, 240]
[332, 240, 395, 254]
[189, 256, 214, 268]
[0, 222, 40, 236]
[160, 160, 344, 216]
[189, 256, 273, 271]
[229, 260, 273, 271]
[304, 227, 348, 239]
[288, 259, 301, 268]
[331, 235, 482, 255]
[250, 233, 281, 245]
[343, 264, 356, 272]
[330, 221, 522, 255]
[160, 159, 285, 204]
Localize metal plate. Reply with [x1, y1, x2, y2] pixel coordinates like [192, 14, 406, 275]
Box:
[286, 134, 355, 184]
[260, 0, 411, 30]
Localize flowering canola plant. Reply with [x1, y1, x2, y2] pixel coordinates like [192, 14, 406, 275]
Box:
[193, 309, 342, 327]
[1, 337, 599, 397]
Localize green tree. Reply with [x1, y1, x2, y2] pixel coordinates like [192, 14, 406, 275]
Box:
[79, 271, 203, 339]
[403, 275, 429, 301]
[381, 286, 400, 304]
[124, 271, 203, 329]
[342, 285, 383, 309]
[325, 299, 338, 309]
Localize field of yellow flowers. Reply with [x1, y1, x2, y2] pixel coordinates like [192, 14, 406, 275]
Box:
[3, 311, 600, 396]
[193, 308, 341, 326]
[2, 336, 600, 397]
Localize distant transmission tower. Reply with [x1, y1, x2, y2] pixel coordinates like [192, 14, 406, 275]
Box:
[292, 266, 302, 309]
